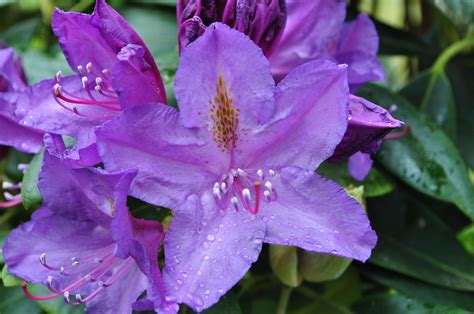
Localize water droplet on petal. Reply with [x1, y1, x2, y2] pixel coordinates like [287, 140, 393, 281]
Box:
[204, 255, 210, 260]
[207, 234, 215, 241]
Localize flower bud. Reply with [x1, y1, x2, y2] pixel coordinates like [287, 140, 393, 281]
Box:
[178, 0, 287, 56]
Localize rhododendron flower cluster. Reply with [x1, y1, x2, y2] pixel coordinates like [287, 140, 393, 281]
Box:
[0, 0, 405, 313]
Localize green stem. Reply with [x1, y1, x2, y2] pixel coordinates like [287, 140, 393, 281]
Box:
[432, 37, 474, 74]
[276, 286, 293, 314]
[421, 37, 474, 112]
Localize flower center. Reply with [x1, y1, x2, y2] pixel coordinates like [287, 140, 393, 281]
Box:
[212, 168, 278, 215]
[209, 75, 240, 152]
[22, 244, 133, 305]
[53, 62, 121, 121]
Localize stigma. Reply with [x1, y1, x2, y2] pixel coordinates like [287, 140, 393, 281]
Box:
[52, 62, 121, 121]
[212, 168, 277, 215]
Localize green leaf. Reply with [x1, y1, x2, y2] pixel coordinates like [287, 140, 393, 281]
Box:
[426, 0, 474, 34]
[0, 285, 41, 314]
[1, 265, 22, 287]
[203, 293, 242, 314]
[22, 49, 72, 84]
[269, 245, 302, 287]
[458, 224, 474, 255]
[352, 293, 470, 314]
[400, 70, 457, 141]
[21, 149, 43, 210]
[364, 268, 474, 311]
[369, 193, 474, 291]
[359, 84, 474, 219]
[130, 0, 176, 6]
[317, 162, 395, 198]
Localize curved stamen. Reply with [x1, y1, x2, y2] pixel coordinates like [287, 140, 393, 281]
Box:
[0, 196, 22, 208]
[385, 125, 411, 140]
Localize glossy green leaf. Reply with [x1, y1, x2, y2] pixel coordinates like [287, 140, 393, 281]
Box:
[269, 245, 302, 287]
[21, 149, 43, 210]
[359, 84, 474, 219]
[400, 70, 457, 140]
[22, 49, 72, 84]
[365, 268, 474, 311]
[353, 294, 470, 314]
[369, 193, 474, 291]
[1, 265, 22, 287]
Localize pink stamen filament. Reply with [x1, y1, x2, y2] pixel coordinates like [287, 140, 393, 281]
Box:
[385, 125, 412, 140]
[0, 196, 22, 208]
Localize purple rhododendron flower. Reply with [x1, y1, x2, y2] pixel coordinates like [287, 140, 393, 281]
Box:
[96, 23, 377, 311]
[0, 47, 44, 153]
[177, 0, 287, 55]
[12, 0, 166, 168]
[4, 151, 177, 313]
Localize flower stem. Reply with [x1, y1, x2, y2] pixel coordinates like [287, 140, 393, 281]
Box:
[276, 286, 293, 314]
[421, 37, 474, 112]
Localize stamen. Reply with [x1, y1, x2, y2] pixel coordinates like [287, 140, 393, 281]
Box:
[2, 181, 21, 190]
[22, 281, 60, 301]
[55, 71, 62, 82]
[242, 188, 251, 202]
[264, 181, 273, 192]
[257, 169, 264, 180]
[263, 190, 271, 202]
[77, 65, 84, 73]
[385, 125, 411, 140]
[86, 62, 92, 73]
[231, 197, 239, 210]
[17, 163, 28, 172]
[0, 196, 22, 208]
[81, 77, 88, 89]
[102, 69, 110, 75]
[268, 169, 275, 177]
[3, 191, 16, 201]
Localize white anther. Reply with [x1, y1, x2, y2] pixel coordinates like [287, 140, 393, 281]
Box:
[242, 188, 251, 201]
[257, 169, 264, 180]
[17, 163, 28, 172]
[85, 274, 93, 281]
[64, 291, 70, 301]
[60, 267, 67, 275]
[53, 83, 61, 96]
[3, 191, 15, 201]
[72, 261, 80, 267]
[230, 197, 239, 210]
[2, 181, 14, 189]
[94, 258, 103, 263]
[75, 294, 83, 302]
[263, 190, 271, 201]
[98, 281, 105, 287]
[95, 77, 102, 85]
[220, 182, 227, 192]
[389, 104, 398, 113]
[47, 276, 53, 284]
[77, 65, 84, 73]
[102, 69, 110, 75]
[237, 168, 245, 175]
[55, 70, 62, 82]
[213, 182, 220, 189]
[94, 85, 101, 92]
[39, 253, 46, 264]
[86, 62, 92, 73]
[213, 187, 221, 200]
[81, 76, 88, 89]
[268, 169, 275, 177]
[264, 181, 273, 191]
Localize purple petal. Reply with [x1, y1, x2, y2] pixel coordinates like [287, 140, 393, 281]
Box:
[242, 59, 349, 171]
[96, 104, 222, 209]
[330, 95, 403, 162]
[163, 194, 265, 312]
[52, 9, 118, 76]
[91, 0, 166, 99]
[112, 44, 165, 109]
[262, 166, 377, 262]
[348, 152, 374, 181]
[175, 23, 275, 131]
[39, 151, 135, 226]
[0, 48, 27, 92]
[4, 210, 113, 284]
[269, 0, 346, 81]
[336, 14, 384, 90]
[0, 93, 43, 153]
[178, 16, 207, 52]
[86, 260, 148, 314]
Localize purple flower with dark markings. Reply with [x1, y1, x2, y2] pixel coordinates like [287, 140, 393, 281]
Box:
[4, 152, 177, 313]
[177, 0, 287, 55]
[0, 47, 44, 153]
[13, 0, 166, 168]
[97, 23, 377, 311]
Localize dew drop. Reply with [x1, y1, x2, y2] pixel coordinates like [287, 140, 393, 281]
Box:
[207, 234, 215, 241]
[204, 255, 210, 260]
